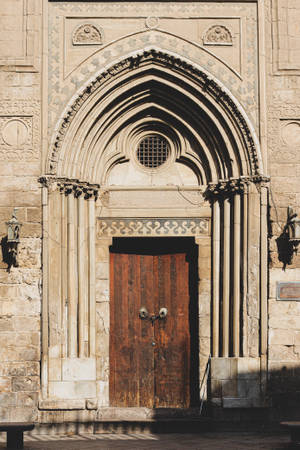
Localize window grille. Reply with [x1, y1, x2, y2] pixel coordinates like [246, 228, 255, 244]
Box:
[137, 135, 170, 168]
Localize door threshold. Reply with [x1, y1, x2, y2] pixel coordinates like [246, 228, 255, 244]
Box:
[98, 407, 203, 420]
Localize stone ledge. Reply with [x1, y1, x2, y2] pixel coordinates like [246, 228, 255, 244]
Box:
[38, 399, 85, 410]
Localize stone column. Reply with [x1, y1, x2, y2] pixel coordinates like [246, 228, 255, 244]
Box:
[76, 187, 86, 358]
[247, 182, 261, 358]
[41, 184, 49, 398]
[212, 199, 220, 357]
[222, 196, 231, 358]
[242, 182, 249, 357]
[87, 190, 96, 358]
[260, 182, 269, 394]
[39, 177, 100, 403]
[67, 186, 77, 358]
[233, 193, 241, 357]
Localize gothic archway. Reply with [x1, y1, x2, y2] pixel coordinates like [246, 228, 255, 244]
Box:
[40, 48, 268, 411]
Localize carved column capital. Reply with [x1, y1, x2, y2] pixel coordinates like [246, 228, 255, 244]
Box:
[205, 177, 248, 201]
[39, 176, 100, 199]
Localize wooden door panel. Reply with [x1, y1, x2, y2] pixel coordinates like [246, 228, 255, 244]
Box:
[154, 253, 190, 408]
[109, 238, 197, 408]
[110, 252, 154, 407]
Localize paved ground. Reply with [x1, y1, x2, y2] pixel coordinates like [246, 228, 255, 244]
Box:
[0, 432, 293, 450]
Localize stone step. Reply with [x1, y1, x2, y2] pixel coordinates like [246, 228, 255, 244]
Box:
[94, 418, 212, 434]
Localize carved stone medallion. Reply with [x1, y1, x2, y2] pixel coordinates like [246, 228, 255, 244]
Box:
[72, 24, 102, 46]
[281, 121, 300, 147]
[145, 17, 159, 29]
[203, 25, 233, 46]
[2, 119, 29, 147]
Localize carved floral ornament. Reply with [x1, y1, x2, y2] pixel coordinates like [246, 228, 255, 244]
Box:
[48, 49, 259, 177]
[38, 177, 99, 199]
[203, 25, 233, 46]
[72, 23, 102, 46]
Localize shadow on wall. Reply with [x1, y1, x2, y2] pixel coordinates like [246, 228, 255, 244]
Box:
[276, 233, 295, 271]
[0, 235, 17, 272]
[209, 363, 300, 425]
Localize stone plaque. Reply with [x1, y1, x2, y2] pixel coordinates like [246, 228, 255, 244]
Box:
[277, 282, 300, 301]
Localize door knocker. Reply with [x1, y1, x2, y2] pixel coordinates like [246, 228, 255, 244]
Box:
[139, 307, 149, 320]
[139, 307, 168, 324]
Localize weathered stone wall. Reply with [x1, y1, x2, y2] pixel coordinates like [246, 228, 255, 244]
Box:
[267, 0, 300, 416]
[0, 0, 41, 421]
[1, 0, 300, 426]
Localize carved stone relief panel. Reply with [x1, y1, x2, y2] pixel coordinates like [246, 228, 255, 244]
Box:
[72, 23, 103, 46]
[48, 2, 258, 135]
[0, 0, 40, 71]
[281, 121, 300, 147]
[0, 100, 39, 160]
[199, 19, 240, 74]
[203, 25, 233, 46]
[272, 0, 300, 74]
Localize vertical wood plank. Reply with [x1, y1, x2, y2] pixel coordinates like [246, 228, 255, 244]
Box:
[155, 252, 190, 408]
[139, 254, 155, 408]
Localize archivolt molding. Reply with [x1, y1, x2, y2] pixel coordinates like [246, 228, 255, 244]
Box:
[47, 49, 261, 179]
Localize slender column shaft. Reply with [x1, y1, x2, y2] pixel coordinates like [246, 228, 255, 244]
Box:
[41, 186, 49, 397]
[78, 194, 85, 358]
[260, 186, 268, 357]
[222, 197, 231, 357]
[61, 193, 67, 358]
[67, 193, 77, 357]
[212, 200, 220, 357]
[242, 188, 249, 357]
[233, 193, 241, 357]
[88, 198, 96, 357]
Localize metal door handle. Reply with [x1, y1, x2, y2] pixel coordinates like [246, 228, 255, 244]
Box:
[139, 307, 148, 319]
[158, 307, 168, 319]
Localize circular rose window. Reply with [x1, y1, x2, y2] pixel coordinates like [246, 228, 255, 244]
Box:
[136, 135, 170, 169]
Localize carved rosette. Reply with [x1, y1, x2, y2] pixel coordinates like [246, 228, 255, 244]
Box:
[203, 25, 233, 46]
[72, 24, 102, 46]
[39, 177, 100, 200]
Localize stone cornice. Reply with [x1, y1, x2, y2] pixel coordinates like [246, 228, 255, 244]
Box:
[48, 49, 260, 177]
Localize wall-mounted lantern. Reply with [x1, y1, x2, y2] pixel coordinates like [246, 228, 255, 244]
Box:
[5, 208, 21, 268]
[286, 207, 300, 255]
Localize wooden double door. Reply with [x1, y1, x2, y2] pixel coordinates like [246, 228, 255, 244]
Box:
[109, 238, 199, 408]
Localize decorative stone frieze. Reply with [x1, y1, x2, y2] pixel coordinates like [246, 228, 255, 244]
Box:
[97, 217, 209, 238]
[203, 25, 233, 46]
[72, 24, 102, 46]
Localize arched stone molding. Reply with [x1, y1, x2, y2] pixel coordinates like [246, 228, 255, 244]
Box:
[40, 48, 269, 411]
[47, 48, 262, 182]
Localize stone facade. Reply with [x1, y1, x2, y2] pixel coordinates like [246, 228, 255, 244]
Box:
[0, 0, 300, 428]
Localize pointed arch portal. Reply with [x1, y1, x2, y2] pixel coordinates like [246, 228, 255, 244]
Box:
[40, 49, 268, 411]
